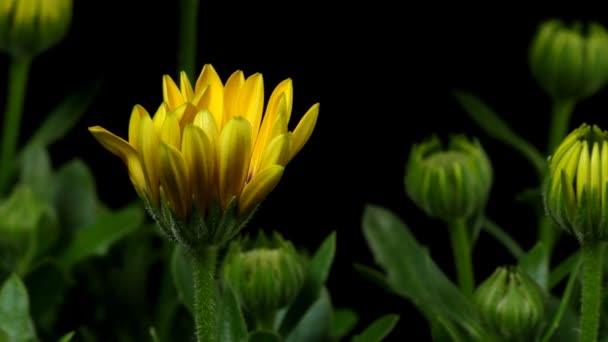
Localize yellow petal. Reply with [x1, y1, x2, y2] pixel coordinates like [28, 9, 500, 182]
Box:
[239, 165, 284, 213]
[128, 105, 148, 149]
[88, 126, 147, 198]
[159, 143, 190, 220]
[239, 73, 264, 140]
[590, 142, 601, 195]
[138, 113, 161, 205]
[289, 103, 319, 161]
[194, 65, 224, 128]
[153, 102, 169, 134]
[160, 112, 182, 149]
[223, 70, 245, 125]
[180, 71, 194, 101]
[172, 102, 198, 128]
[256, 133, 291, 176]
[250, 95, 288, 173]
[218, 117, 252, 209]
[163, 75, 184, 111]
[602, 141, 608, 205]
[576, 141, 590, 198]
[265, 78, 293, 124]
[193, 109, 219, 145]
[182, 125, 213, 212]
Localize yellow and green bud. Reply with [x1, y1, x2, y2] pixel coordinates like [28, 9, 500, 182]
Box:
[0, 0, 73, 58]
[529, 19, 608, 101]
[543, 123, 608, 242]
[224, 231, 304, 314]
[405, 135, 492, 221]
[474, 266, 545, 342]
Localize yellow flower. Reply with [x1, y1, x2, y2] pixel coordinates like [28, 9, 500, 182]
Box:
[89, 64, 318, 247]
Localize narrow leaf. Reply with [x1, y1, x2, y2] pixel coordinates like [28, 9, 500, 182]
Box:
[330, 308, 359, 340]
[0, 274, 36, 341]
[170, 245, 194, 315]
[218, 284, 247, 342]
[351, 314, 399, 342]
[518, 242, 548, 290]
[57, 331, 75, 342]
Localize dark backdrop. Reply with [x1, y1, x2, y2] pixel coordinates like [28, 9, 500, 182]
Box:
[5, 1, 608, 340]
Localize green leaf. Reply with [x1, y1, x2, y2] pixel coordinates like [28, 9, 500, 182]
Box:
[218, 282, 247, 342]
[23, 80, 101, 149]
[351, 314, 399, 342]
[57, 331, 75, 342]
[430, 316, 466, 342]
[352, 263, 391, 293]
[19, 144, 53, 200]
[26, 259, 72, 334]
[309, 231, 336, 286]
[330, 308, 359, 340]
[171, 245, 194, 315]
[249, 331, 282, 342]
[58, 205, 143, 268]
[452, 90, 546, 178]
[549, 250, 580, 289]
[541, 258, 581, 342]
[149, 328, 159, 342]
[0, 329, 9, 342]
[0, 274, 36, 342]
[51, 159, 99, 231]
[362, 204, 490, 340]
[278, 232, 336, 336]
[481, 217, 524, 259]
[285, 288, 333, 342]
[518, 242, 549, 290]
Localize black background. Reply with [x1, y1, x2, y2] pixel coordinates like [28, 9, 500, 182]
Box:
[4, 1, 608, 340]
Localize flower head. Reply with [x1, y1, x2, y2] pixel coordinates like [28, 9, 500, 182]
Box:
[544, 123, 608, 242]
[89, 64, 319, 249]
[474, 266, 545, 342]
[529, 19, 608, 101]
[405, 135, 492, 221]
[0, 0, 73, 57]
[224, 231, 304, 314]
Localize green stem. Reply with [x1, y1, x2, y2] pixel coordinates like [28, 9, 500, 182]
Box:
[547, 99, 576, 155]
[0, 57, 32, 194]
[178, 0, 199, 76]
[448, 219, 475, 296]
[580, 241, 605, 342]
[191, 247, 219, 342]
[482, 217, 524, 259]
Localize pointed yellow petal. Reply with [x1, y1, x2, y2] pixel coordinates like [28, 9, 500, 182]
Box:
[239, 165, 284, 213]
[88, 126, 147, 198]
[182, 125, 214, 212]
[138, 114, 161, 205]
[163, 75, 184, 111]
[193, 109, 219, 153]
[180, 71, 194, 101]
[153, 102, 169, 134]
[194, 64, 223, 94]
[590, 142, 601, 194]
[128, 105, 148, 149]
[577, 141, 590, 198]
[223, 70, 245, 125]
[194, 65, 224, 128]
[289, 103, 319, 161]
[159, 143, 190, 220]
[160, 112, 182, 149]
[250, 95, 288, 173]
[172, 102, 198, 128]
[257, 133, 291, 175]
[239, 73, 264, 140]
[265, 78, 293, 124]
[218, 117, 252, 209]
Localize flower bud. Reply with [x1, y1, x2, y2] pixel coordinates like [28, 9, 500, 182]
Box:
[0, 185, 57, 275]
[405, 135, 492, 221]
[529, 19, 608, 101]
[543, 123, 608, 242]
[0, 0, 73, 58]
[224, 231, 304, 314]
[474, 266, 545, 342]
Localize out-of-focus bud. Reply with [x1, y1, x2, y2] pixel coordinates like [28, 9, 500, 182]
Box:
[224, 231, 304, 314]
[474, 266, 545, 342]
[404, 135, 492, 221]
[543, 123, 608, 242]
[0, 0, 73, 58]
[529, 19, 608, 101]
[0, 185, 57, 276]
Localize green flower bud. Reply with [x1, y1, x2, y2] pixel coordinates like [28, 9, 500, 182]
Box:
[405, 135, 492, 221]
[474, 266, 545, 342]
[0, 185, 57, 276]
[0, 0, 73, 58]
[224, 231, 304, 314]
[529, 19, 608, 101]
[543, 123, 608, 242]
